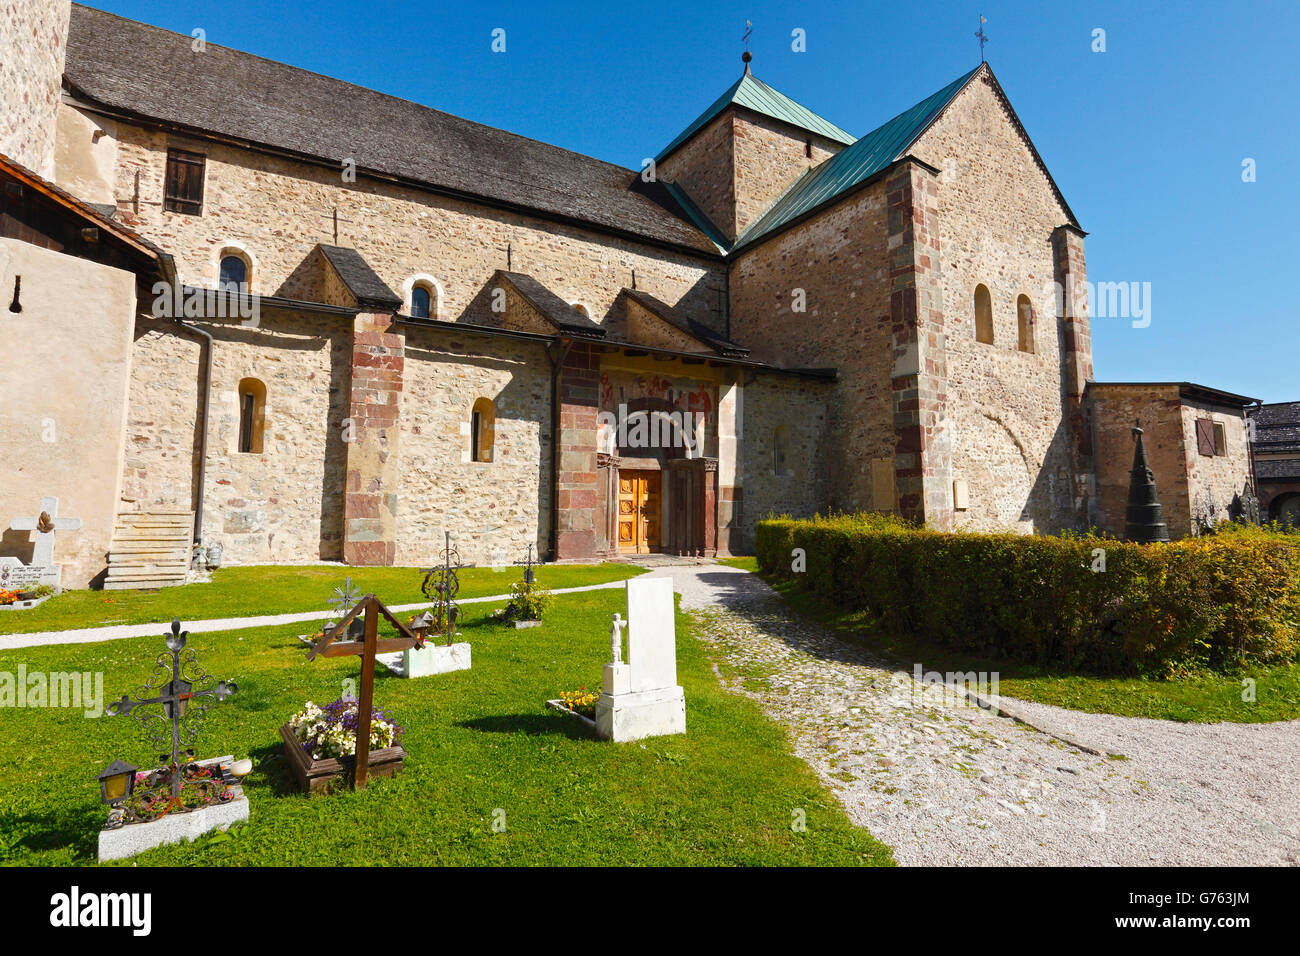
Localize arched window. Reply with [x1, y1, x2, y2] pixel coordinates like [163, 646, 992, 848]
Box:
[405, 275, 443, 319]
[973, 284, 993, 344]
[236, 377, 266, 454]
[773, 424, 791, 476]
[1016, 294, 1034, 353]
[410, 285, 431, 319]
[470, 398, 495, 463]
[219, 253, 248, 292]
[572, 302, 592, 320]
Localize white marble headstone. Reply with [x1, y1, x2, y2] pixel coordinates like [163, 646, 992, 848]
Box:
[626, 576, 677, 693]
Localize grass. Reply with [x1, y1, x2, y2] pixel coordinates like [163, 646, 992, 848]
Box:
[763, 575, 1300, 724]
[0, 590, 892, 866]
[715, 556, 758, 572]
[0, 563, 644, 636]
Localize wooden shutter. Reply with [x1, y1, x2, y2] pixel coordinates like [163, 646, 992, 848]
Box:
[164, 149, 205, 214]
[1195, 418, 1216, 456]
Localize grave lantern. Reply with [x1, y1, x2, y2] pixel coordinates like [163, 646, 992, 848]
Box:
[95, 759, 138, 805]
[410, 611, 435, 644]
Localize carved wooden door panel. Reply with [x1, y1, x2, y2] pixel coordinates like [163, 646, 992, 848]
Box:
[617, 471, 660, 554]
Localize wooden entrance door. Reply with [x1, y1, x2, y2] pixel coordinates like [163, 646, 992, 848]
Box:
[617, 470, 660, 554]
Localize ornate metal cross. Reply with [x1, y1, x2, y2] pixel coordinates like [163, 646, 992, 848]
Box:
[329, 576, 362, 619]
[107, 619, 238, 798]
[420, 532, 461, 646]
[975, 15, 989, 61]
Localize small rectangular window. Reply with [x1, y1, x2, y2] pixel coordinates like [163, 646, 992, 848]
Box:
[164, 148, 206, 214]
[470, 410, 481, 462]
[1213, 422, 1226, 456]
[238, 393, 255, 453]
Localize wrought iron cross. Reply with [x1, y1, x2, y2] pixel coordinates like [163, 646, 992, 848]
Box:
[420, 532, 462, 646]
[975, 15, 989, 61]
[107, 619, 238, 798]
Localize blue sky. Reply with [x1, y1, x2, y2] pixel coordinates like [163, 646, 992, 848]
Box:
[88, 0, 1297, 402]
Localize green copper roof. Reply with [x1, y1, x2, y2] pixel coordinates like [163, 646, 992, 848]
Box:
[733, 65, 982, 251]
[657, 71, 855, 162]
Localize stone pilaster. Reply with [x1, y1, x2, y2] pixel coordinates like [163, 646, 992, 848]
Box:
[886, 160, 951, 530]
[715, 371, 743, 554]
[343, 311, 402, 565]
[1053, 224, 1095, 522]
[1053, 225, 1092, 410]
[554, 342, 600, 559]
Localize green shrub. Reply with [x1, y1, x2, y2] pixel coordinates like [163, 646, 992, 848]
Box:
[757, 514, 1300, 675]
[501, 576, 554, 622]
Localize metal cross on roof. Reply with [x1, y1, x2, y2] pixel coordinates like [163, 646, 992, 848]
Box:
[106, 618, 238, 798]
[975, 15, 989, 62]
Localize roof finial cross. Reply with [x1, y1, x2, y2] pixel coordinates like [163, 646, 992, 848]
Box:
[742, 20, 753, 73]
[975, 15, 989, 62]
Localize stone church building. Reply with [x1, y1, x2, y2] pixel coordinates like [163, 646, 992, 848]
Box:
[1, 3, 1260, 588]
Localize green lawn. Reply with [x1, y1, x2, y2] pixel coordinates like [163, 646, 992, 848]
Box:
[0, 590, 892, 866]
[715, 556, 759, 572]
[0, 563, 644, 635]
[765, 577, 1300, 724]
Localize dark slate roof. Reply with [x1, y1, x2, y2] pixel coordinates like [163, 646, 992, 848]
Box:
[1250, 402, 1300, 453]
[317, 244, 401, 309]
[623, 288, 748, 356]
[1257, 459, 1300, 481]
[63, 5, 718, 256]
[733, 63, 1079, 252]
[495, 271, 605, 337]
[657, 70, 854, 162]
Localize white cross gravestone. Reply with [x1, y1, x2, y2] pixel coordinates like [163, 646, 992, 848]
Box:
[5, 496, 81, 591]
[596, 576, 686, 742]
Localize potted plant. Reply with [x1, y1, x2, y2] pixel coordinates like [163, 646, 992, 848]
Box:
[492, 575, 554, 629]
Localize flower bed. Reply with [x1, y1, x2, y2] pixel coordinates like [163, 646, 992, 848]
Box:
[545, 687, 600, 732]
[757, 514, 1300, 674]
[282, 698, 406, 791]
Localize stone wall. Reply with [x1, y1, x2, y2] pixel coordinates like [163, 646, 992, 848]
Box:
[910, 73, 1080, 534]
[121, 308, 351, 565]
[1179, 399, 1252, 533]
[732, 112, 840, 238]
[0, 0, 70, 176]
[86, 117, 728, 335]
[658, 107, 841, 243]
[396, 329, 553, 568]
[729, 183, 896, 513]
[1086, 384, 1251, 539]
[658, 111, 735, 244]
[740, 373, 833, 546]
[0, 238, 135, 588]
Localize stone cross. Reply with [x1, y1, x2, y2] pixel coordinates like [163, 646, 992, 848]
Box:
[609, 613, 626, 665]
[10, 496, 82, 567]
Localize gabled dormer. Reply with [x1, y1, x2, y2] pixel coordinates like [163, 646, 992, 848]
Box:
[655, 59, 854, 244]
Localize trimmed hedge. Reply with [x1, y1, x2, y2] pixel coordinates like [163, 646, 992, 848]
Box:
[757, 514, 1300, 674]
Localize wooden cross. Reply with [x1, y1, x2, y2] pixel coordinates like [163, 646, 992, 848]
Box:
[10, 495, 81, 567]
[307, 594, 421, 788]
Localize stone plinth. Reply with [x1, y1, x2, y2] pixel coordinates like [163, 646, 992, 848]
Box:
[97, 756, 248, 862]
[596, 685, 686, 742]
[376, 642, 471, 677]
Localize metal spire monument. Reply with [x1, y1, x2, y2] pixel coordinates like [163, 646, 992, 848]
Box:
[1124, 422, 1171, 543]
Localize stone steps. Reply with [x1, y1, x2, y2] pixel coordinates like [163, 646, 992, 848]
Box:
[105, 510, 193, 590]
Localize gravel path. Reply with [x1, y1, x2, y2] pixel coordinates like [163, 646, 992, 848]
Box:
[645, 564, 1300, 866]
